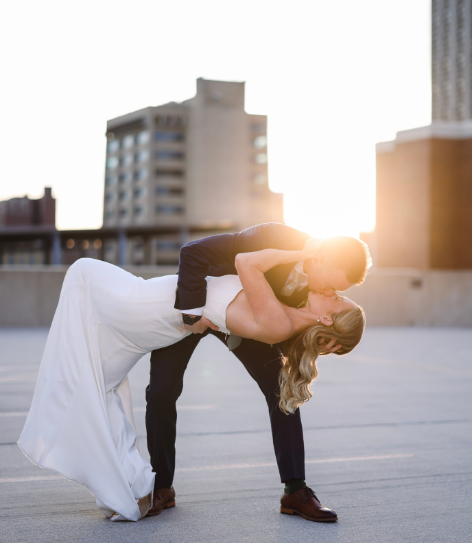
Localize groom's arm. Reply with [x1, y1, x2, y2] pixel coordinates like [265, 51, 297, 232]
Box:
[176, 223, 310, 312]
[175, 233, 236, 314]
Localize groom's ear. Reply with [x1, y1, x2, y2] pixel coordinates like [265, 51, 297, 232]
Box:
[310, 254, 323, 269]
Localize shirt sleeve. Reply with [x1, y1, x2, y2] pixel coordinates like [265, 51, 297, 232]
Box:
[180, 307, 204, 316]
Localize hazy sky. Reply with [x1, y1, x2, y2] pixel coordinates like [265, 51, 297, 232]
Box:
[0, 0, 431, 237]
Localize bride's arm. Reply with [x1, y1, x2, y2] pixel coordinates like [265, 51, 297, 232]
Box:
[234, 248, 311, 342]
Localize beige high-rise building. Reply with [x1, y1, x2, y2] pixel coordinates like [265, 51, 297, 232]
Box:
[102, 78, 283, 264]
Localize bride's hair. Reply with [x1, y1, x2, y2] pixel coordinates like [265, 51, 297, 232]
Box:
[278, 306, 365, 414]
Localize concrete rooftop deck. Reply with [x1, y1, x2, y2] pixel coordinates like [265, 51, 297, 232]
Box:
[0, 327, 471, 542]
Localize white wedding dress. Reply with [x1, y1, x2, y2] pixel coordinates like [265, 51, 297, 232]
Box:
[18, 258, 243, 521]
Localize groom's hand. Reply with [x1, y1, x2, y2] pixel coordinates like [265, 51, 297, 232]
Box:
[184, 316, 219, 334]
[318, 337, 342, 354]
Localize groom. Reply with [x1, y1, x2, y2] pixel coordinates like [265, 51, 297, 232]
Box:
[145, 222, 371, 521]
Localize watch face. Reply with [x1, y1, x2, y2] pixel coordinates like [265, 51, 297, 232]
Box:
[183, 314, 199, 325]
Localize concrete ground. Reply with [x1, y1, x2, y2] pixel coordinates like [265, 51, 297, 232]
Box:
[0, 327, 471, 543]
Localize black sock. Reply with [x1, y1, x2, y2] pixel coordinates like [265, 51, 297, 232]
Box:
[283, 478, 306, 494]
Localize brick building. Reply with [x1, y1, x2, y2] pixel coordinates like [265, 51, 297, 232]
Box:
[0, 188, 57, 265]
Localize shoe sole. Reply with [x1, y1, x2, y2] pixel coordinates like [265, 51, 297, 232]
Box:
[147, 501, 176, 517]
[280, 506, 338, 523]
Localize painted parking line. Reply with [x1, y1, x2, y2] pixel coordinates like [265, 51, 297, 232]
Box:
[175, 453, 414, 473]
[0, 365, 39, 372]
[0, 453, 414, 483]
[0, 405, 217, 417]
[0, 406, 217, 417]
[133, 405, 216, 412]
[0, 373, 38, 383]
[0, 475, 64, 483]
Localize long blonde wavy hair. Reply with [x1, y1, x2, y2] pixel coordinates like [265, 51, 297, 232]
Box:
[279, 306, 366, 414]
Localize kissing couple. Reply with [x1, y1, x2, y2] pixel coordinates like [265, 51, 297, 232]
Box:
[18, 222, 370, 523]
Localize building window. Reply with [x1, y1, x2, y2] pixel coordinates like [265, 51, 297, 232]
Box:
[119, 172, 132, 184]
[105, 193, 115, 203]
[134, 206, 144, 216]
[155, 186, 184, 196]
[155, 169, 184, 179]
[119, 208, 128, 217]
[106, 175, 117, 186]
[136, 130, 150, 145]
[155, 240, 181, 251]
[253, 135, 267, 149]
[106, 210, 114, 219]
[155, 150, 184, 160]
[106, 157, 119, 170]
[136, 150, 150, 163]
[155, 205, 183, 215]
[107, 139, 120, 153]
[122, 134, 134, 149]
[119, 190, 129, 201]
[254, 153, 268, 164]
[154, 131, 185, 142]
[155, 115, 186, 128]
[120, 154, 133, 167]
[134, 187, 147, 198]
[135, 168, 148, 181]
[253, 174, 266, 185]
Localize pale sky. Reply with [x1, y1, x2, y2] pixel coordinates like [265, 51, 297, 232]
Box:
[0, 0, 431, 238]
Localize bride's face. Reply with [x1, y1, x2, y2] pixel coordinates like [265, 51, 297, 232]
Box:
[306, 291, 357, 324]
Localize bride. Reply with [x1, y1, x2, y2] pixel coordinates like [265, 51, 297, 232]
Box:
[18, 246, 365, 521]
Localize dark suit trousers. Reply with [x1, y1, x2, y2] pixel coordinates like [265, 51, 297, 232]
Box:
[146, 331, 305, 489]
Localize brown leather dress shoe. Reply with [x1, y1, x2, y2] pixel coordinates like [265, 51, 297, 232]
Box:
[280, 486, 338, 522]
[147, 486, 176, 517]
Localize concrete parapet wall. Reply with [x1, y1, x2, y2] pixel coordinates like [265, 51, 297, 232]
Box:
[0, 265, 178, 327]
[0, 265, 471, 327]
[345, 268, 472, 326]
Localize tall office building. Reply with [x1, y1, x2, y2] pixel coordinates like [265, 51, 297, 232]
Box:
[374, 0, 472, 269]
[432, 0, 472, 121]
[103, 78, 283, 264]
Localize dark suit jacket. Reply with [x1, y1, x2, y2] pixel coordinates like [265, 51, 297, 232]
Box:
[174, 222, 311, 311]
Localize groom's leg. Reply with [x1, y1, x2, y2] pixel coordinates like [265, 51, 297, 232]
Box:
[210, 333, 305, 482]
[146, 332, 207, 489]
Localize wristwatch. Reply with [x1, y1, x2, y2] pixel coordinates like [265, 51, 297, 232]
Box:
[182, 314, 202, 326]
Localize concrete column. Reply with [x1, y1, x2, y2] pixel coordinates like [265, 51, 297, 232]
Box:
[180, 226, 189, 248]
[143, 236, 152, 265]
[52, 231, 62, 265]
[44, 236, 51, 265]
[118, 229, 127, 266]
[98, 238, 105, 261]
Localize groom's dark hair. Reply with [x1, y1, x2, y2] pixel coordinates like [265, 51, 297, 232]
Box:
[322, 237, 372, 285]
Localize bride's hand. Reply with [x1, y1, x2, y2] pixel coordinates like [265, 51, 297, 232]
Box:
[318, 337, 342, 354]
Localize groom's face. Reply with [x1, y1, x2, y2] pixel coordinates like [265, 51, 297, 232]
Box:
[305, 260, 353, 296]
